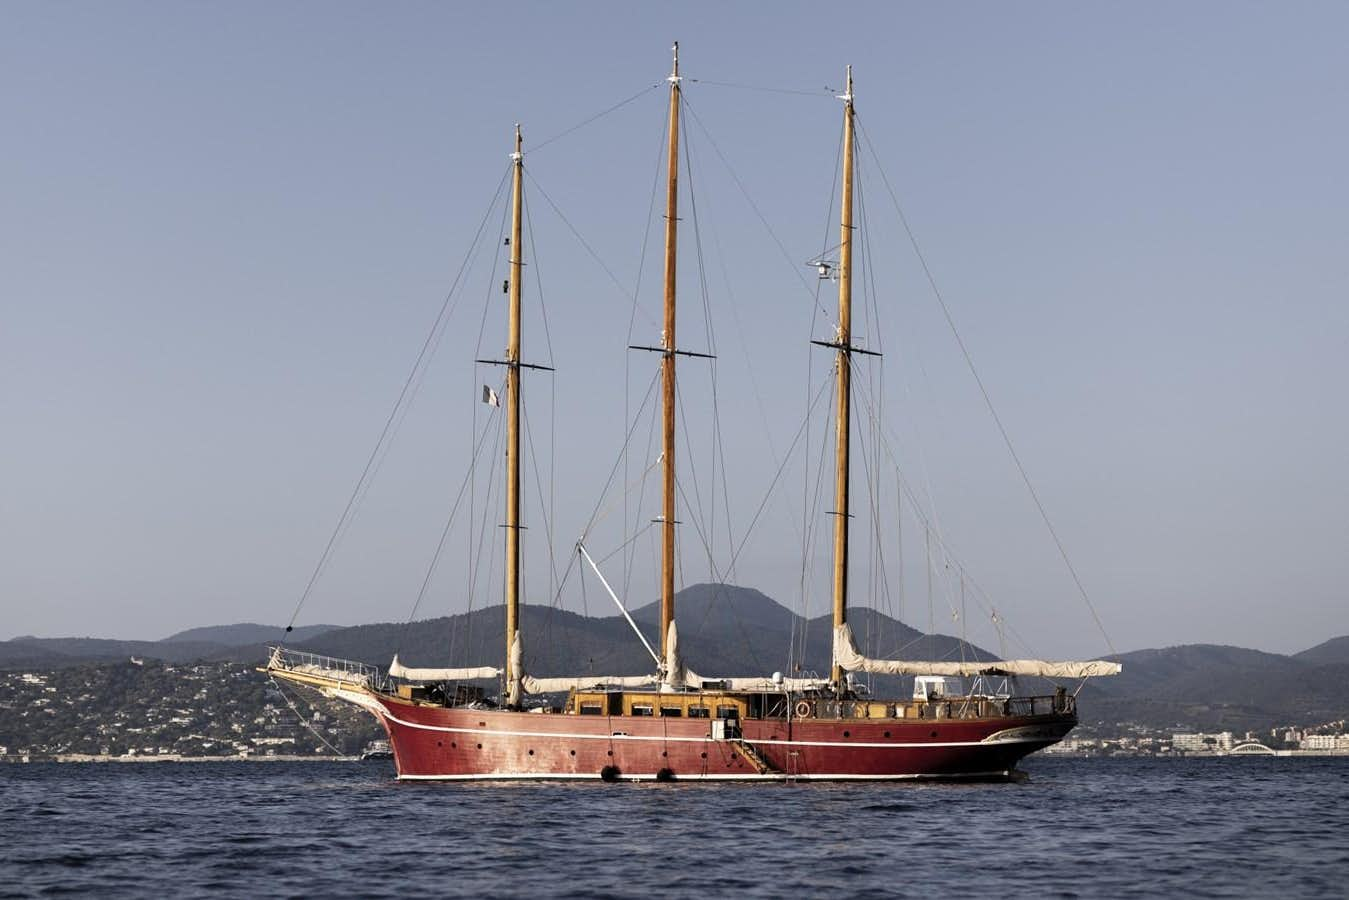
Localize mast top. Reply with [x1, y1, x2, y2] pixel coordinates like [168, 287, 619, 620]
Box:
[837, 65, 854, 106]
[668, 41, 681, 84]
[512, 123, 523, 161]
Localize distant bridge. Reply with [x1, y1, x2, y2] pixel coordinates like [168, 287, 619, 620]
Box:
[1230, 742, 1276, 755]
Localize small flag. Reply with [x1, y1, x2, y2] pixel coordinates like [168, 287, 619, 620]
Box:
[482, 385, 501, 407]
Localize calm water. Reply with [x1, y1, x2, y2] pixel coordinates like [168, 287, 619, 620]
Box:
[1, 757, 1346, 898]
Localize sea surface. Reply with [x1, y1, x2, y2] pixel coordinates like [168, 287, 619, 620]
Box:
[1, 756, 1346, 898]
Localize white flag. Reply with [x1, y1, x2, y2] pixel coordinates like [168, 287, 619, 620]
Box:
[482, 385, 501, 407]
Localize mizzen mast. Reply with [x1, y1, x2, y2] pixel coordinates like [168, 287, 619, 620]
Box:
[830, 68, 856, 688]
[504, 124, 525, 705]
[659, 43, 682, 676]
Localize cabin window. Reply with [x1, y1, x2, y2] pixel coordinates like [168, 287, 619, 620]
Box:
[688, 705, 710, 718]
[660, 706, 682, 717]
[632, 704, 654, 717]
[716, 705, 739, 720]
[579, 702, 603, 716]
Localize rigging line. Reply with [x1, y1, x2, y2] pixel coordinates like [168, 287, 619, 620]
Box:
[521, 388, 564, 611]
[797, 369, 835, 661]
[623, 371, 664, 602]
[400, 389, 505, 640]
[674, 386, 711, 573]
[522, 182, 557, 367]
[594, 521, 658, 566]
[519, 189, 563, 608]
[589, 450, 663, 541]
[725, 370, 835, 578]
[624, 108, 674, 596]
[797, 382, 837, 668]
[686, 78, 837, 98]
[474, 196, 517, 359]
[857, 118, 1117, 657]
[629, 104, 671, 345]
[524, 171, 658, 330]
[852, 373, 896, 627]
[926, 527, 934, 662]
[852, 373, 965, 628]
[672, 475, 769, 674]
[530, 83, 664, 153]
[681, 99, 832, 320]
[462, 188, 516, 658]
[686, 120, 741, 579]
[284, 166, 512, 634]
[678, 98, 774, 575]
[454, 408, 506, 666]
[680, 106, 726, 575]
[795, 111, 847, 660]
[268, 676, 345, 756]
[577, 368, 662, 539]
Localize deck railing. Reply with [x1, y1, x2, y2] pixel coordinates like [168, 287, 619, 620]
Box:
[265, 646, 389, 692]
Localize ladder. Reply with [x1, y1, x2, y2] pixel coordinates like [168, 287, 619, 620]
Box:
[729, 739, 778, 775]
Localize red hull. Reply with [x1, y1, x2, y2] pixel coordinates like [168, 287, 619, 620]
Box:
[345, 692, 1074, 781]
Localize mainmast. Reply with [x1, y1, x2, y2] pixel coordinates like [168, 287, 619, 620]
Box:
[659, 43, 681, 676]
[505, 124, 524, 704]
[830, 68, 855, 688]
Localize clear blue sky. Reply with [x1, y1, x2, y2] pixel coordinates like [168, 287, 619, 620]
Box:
[2, 2, 1345, 660]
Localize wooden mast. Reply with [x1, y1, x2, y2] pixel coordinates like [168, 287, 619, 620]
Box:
[505, 124, 524, 703]
[831, 67, 855, 688]
[659, 43, 682, 675]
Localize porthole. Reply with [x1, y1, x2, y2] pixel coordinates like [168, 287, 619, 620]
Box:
[843, 730, 850, 738]
[451, 742, 457, 748]
[606, 750, 613, 757]
[883, 731, 891, 739]
[569, 750, 576, 756]
[528, 749, 534, 756]
[930, 731, 938, 738]
[700, 752, 707, 759]
[477, 743, 483, 750]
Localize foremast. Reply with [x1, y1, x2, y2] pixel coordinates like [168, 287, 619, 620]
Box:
[504, 124, 525, 706]
[830, 68, 856, 689]
[659, 43, 681, 678]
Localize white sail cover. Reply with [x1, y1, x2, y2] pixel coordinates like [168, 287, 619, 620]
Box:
[507, 632, 523, 708]
[666, 621, 827, 691]
[521, 673, 657, 693]
[832, 624, 1122, 679]
[388, 654, 501, 682]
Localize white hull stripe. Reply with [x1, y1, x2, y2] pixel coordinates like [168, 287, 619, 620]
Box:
[396, 770, 1015, 782]
[352, 697, 1061, 750]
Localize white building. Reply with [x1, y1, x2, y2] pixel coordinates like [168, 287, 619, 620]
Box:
[1299, 734, 1349, 750]
[1172, 732, 1234, 752]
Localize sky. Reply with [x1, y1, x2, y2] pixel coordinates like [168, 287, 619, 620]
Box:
[2, 2, 1345, 660]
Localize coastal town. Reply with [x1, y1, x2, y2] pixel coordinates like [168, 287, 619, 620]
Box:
[1041, 721, 1349, 757]
[0, 658, 381, 763]
[2, 657, 1346, 763]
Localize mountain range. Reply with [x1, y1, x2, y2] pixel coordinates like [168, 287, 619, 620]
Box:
[4, 583, 1346, 733]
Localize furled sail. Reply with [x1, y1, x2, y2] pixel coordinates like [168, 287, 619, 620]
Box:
[832, 624, 1122, 679]
[665, 621, 828, 691]
[507, 632, 522, 707]
[522, 674, 657, 693]
[388, 655, 501, 682]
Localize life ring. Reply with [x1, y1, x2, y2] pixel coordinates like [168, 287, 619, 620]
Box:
[794, 699, 813, 719]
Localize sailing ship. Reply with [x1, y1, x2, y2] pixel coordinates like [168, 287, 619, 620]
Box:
[265, 47, 1120, 781]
